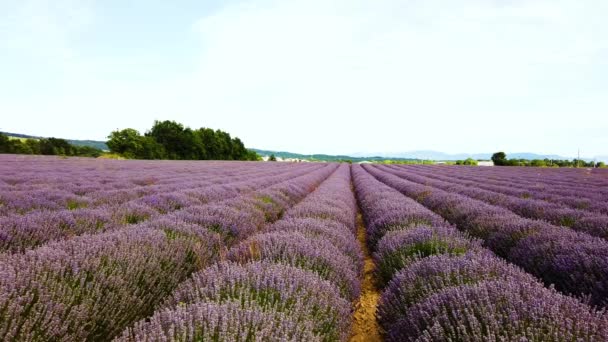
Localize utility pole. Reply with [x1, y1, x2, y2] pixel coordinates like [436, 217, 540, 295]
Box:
[577, 149, 580, 168]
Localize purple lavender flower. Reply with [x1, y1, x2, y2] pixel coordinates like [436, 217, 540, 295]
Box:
[374, 226, 483, 286]
[117, 302, 321, 341]
[387, 280, 608, 341]
[227, 231, 361, 300]
[378, 252, 538, 332]
[165, 261, 352, 340]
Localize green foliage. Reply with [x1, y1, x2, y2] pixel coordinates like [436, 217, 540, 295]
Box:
[245, 149, 262, 161]
[597, 161, 606, 168]
[146, 121, 197, 160]
[530, 159, 547, 167]
[268, 154, 277, 161]
[106, 121, 259, 161]
[491, 152, 507, 166]
[0, 133, 10, 153]
[0, 133, 102, 157]
[487, 151, 599, 168]
[107, 129, 144, 158]
[455, 158, 478, 166]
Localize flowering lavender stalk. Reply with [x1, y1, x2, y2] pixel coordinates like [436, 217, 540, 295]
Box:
[227, 231, 360, 301]
[116, 302, 321, 341]
[164, 261, 352, 340]
[387, 280, 608, 341]
[268, 217, 364, 272]
[352, 165, 447, 250]
[378, 252, 538, 332]
[374, 226, 483, 286]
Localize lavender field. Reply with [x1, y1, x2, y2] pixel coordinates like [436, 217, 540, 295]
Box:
[1, 155, 607, 341]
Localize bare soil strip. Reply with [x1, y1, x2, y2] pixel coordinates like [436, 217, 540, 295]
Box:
[349, 213, 382, 342]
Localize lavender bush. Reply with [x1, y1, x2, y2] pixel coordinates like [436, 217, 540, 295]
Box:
[227, 231, 360, 301]
[378, 252, 537, 331]
[387, 280, 608, 341]
[165, 261, 352, 340]
[374, 226, 483, 286]
[116, 302, 321, 341]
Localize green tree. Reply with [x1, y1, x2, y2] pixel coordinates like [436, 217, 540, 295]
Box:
[245, 149, 261, 161]
[231, 137, 248, 160]
[530, 159, 547, 167]
[214, 130, 233, 160]
[146, 120, 197, 160]
[107, 129, 144, 158]
[269, 154, 277, 161]
[107, 121, 257, 161]
[463, 158, 478, 165]
[74, 145, 102, 157]
[195, 128, 216, 160]
[491, 152, 507, 166]
[0, 133, 11, 153]
[11, 140, 34, 154]
[39, 138, 72, 155]
[140, 136, 166, 159]
[25, 139, 41, 154]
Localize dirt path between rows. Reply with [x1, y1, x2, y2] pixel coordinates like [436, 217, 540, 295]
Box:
[349, 213, 382, 342]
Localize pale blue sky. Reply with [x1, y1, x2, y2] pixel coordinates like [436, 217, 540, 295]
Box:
[1, 0, 607, 158]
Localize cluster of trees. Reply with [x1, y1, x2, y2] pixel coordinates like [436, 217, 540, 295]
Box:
[0, 133, 102, 157]
[491, 152, 605, 168]
[107, 120, 260, 161]
[455, 158, 478, 166]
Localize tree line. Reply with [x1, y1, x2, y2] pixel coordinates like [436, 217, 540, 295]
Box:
[107, 120, 260, 161]
[0, 133, 102, 157]
[491, 152, 605, 168]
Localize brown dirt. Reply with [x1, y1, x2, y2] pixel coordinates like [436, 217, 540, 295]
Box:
[349, 213, 382, 342]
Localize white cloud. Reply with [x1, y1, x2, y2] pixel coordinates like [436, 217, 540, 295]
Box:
[1, 0, 607, 157]
[0, 0, 93, 62]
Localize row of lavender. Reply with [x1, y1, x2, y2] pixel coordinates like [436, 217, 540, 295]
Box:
[0, 156, 326, 252]
[424, 162, 608, 188]
[352, 164, 608, 340]
[117, 164, 363, 341]
[0, 156, 311, 214]
[364, 164, 608, 307]
[413, 163, 608, 203]
[0, 162, 337, 341]
[386, 164, 608, 238]
[397, 164, 608, 215]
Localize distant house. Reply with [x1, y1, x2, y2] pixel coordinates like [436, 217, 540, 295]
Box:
[478, 161, 494, 166]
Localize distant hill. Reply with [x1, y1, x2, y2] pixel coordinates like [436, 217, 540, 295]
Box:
[1, 132, 108, 151]
[251, 149, 422, 163]
[255, 149, 606, 163]
[348, 150, 598, 162]
[3, 131, 604, 162]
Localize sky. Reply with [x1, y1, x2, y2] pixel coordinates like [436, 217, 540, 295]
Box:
[1, 0, 607, 158]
